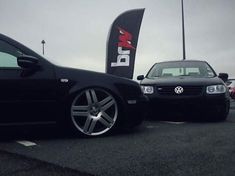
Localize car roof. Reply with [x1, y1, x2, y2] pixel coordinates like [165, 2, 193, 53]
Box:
[154, 60, 207, 65]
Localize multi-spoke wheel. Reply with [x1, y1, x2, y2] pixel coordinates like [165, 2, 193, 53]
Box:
[71, 88, 118, 136]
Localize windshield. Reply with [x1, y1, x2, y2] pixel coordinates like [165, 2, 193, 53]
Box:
[226, 80, 235, 87]
[147, 61, 216, 78]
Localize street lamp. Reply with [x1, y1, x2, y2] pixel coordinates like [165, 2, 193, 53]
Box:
[41, 40, 45, 55]
[181, 0, 186, 60]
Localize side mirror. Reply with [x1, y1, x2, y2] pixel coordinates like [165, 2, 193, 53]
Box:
[137, 75, 145, 81]
[218, 73, 228, 82]
[17, 55, 39, 69]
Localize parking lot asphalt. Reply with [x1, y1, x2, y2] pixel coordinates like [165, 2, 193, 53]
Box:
[0, 100, 235, 176]
[0, 150, 91, 176]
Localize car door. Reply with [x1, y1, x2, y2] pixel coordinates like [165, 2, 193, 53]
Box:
[0, 39, 57, 124]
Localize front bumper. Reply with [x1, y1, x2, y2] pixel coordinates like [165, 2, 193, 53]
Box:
[147, 94, 230, 119]
[122, 94, 148, 127]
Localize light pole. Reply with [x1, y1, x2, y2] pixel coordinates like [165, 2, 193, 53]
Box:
[41, 40, 45, 55]
[181, 0, 186, 60]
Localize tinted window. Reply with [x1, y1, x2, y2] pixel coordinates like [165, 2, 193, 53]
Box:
[226, 80, 235, 87]
[0, 40, 23, 68]
[147, 61, 216, 78]
[0, 52, 19, 67]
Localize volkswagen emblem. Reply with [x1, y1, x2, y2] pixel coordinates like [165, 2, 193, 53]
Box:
[174, 86, 184, 94]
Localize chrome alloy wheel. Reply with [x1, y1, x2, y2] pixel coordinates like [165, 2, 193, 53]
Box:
[71, 88, 118, 136]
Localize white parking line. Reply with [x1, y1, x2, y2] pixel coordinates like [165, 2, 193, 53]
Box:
[16, 140, 37, 147]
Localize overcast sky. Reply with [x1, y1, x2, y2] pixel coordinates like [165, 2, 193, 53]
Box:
[1, 0, 235, 79]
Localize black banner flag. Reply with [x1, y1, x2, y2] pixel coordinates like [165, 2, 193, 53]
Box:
[105, 9, 145, 79]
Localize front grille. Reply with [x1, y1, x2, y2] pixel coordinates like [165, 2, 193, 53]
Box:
[156, 86, 203, 96]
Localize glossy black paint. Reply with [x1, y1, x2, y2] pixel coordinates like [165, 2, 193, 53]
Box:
[139, 60, 230, 120]
[0, 33, 146, 129]
[17, 55, 39, 69]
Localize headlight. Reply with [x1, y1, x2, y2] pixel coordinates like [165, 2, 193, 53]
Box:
[141, 86, 154, 94]
[206, 85, 226, 94]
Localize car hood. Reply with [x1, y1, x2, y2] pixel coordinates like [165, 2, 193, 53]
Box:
[54, 66, 143, 99]
[54, 66, 139, 86]
[140, 76, 224, 86]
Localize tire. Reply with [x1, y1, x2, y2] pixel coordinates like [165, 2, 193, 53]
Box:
[70, 88, 119, 136]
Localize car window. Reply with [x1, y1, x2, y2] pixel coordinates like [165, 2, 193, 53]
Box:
[162, 68, 181, 76]
[0, 52, 19, 68]
[0, 40, 23, 68]
[226, 81, 232, 86]
[226, 80, 235, 87]
[147, 61, 216, 78]
[161, 67, 200, 76]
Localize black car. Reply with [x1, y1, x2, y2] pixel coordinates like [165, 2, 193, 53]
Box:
[0, 33, 147, 136]
[137, 60, 230, 121]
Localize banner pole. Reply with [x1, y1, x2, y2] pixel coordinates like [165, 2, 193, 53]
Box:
[181, 0, 186, 60]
